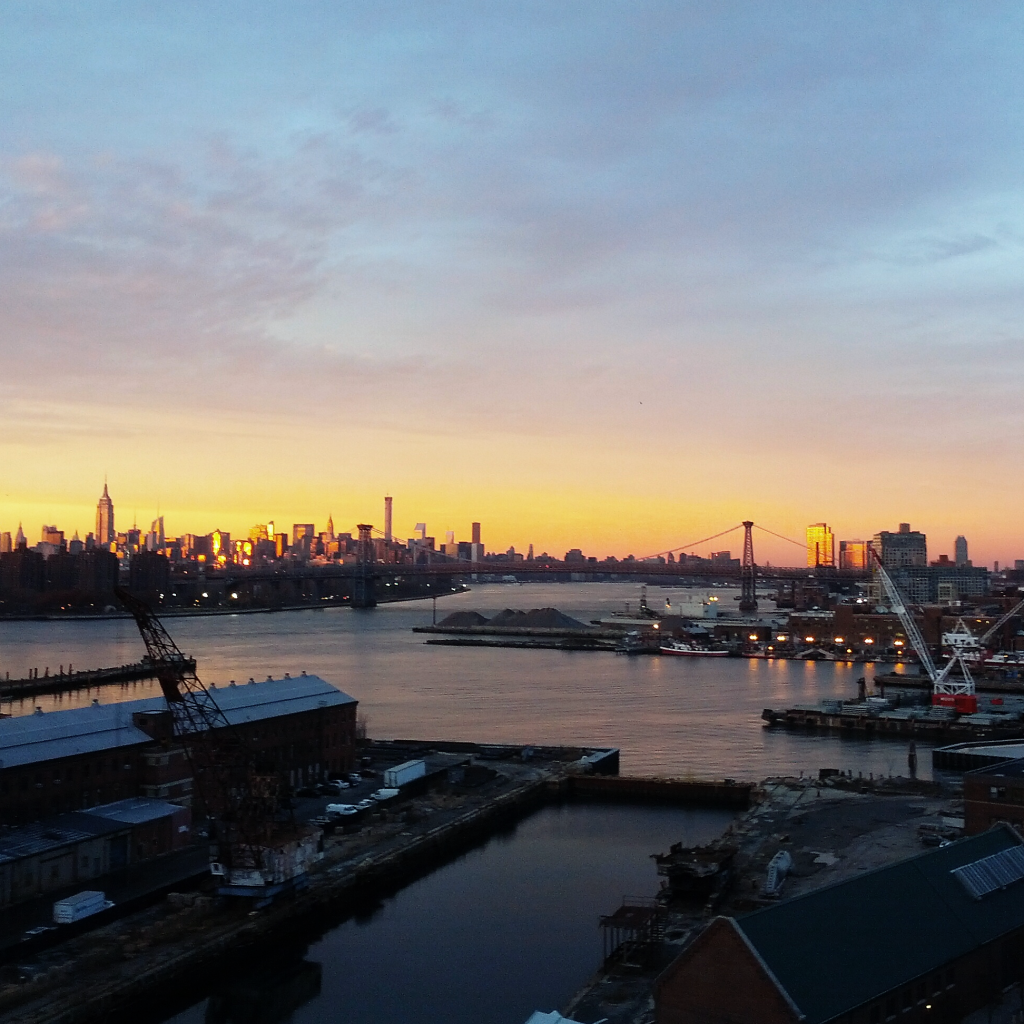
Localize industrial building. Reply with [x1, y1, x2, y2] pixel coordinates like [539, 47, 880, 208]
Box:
[964, 758, 1024, 836]
[655, 824, 1024, 1023]
[0, 674, 357, 825]
[0, 797, 191, 909]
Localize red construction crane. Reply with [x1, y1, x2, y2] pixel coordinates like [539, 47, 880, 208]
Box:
[116, 588, 320, 897]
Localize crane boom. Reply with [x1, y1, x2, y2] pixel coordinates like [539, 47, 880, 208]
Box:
[115, 588, 283, 881]
[869, 553, 938, 681]
[868, 553, 976, 712]
[980, 597, 1024, 647]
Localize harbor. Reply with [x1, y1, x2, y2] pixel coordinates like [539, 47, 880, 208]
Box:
[0, 738, 749, 1024]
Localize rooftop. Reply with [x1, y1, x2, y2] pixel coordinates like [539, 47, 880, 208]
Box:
[969, 757, 1024, 780]
[0, 674, 356, 770]
[736, 824, 1024, 1023]
[0, 797, 186, 863]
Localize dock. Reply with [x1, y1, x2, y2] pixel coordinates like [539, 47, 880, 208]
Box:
[762, 699, 1024, 742]
[0, 660, 194, 701]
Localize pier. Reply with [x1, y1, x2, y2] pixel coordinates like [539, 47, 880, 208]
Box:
[762, 700, 1024, 741]
[0, 660, 194, 701]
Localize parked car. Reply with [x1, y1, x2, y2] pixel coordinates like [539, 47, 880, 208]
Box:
[294, 785, 318, 798]
[346, 773, 362, 784]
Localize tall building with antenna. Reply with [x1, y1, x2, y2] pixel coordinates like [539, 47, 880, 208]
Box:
[96, 482, 115, 549]
[384, 496, 393, 543]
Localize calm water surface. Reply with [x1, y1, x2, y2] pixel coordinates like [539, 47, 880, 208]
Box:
[159, 803, 733, 1024]
[0, 582, 925, 780]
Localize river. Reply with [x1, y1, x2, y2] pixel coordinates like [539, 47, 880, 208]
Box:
[0, 581, 924, 781]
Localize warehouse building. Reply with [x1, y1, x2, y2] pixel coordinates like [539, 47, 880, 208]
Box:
[0, 797, 191, 909]
[656, 824, 1024, 1023]
[0, 674, 357, 825]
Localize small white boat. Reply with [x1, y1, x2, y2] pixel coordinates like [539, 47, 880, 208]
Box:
[660, 640, 728, 658]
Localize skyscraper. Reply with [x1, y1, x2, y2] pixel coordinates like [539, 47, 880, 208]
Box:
[839, 540, 868, 570]
[806, 523, 835, 568]
[870, 524, 927, 568]
[95, 483, 115, 548]
[384, 496, 393, 543]
[471, 522, 481, 545]
[955, 535, 969, 567]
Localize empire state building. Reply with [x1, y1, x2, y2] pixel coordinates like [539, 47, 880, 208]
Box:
[96, 483, 115, 548]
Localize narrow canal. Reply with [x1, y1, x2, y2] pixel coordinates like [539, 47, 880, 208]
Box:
[155, 802, 734, 1024]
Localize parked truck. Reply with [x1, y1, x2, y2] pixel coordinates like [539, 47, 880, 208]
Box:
[383, 759, 426, 789]
[53, 890, 113, 925]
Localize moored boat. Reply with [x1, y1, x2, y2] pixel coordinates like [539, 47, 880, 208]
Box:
[660, 640, 728, 658]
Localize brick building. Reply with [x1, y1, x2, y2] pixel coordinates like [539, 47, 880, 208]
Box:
[0, 675, 357, 825]
[965, 759, 1024, 835]
[656, 825, 1024, 1024]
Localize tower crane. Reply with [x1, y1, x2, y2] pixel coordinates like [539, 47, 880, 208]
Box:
[116, 588, 320, 896]
[868, 553, 978, 714]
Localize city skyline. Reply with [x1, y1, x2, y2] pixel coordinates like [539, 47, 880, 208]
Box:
[0, 481, 1016, 569]
[2, 6, 1023, 565]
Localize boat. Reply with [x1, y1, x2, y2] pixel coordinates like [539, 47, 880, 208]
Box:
[984, 653, 1024, 668]
[659, 640, 728, 658]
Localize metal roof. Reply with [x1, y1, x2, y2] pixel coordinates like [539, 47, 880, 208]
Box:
[0, 675, 355, 770]
[0, 811, 125, 862]
[736, 824, 1024, 1024]
[87, 796, 187, 826]
[0, 798, 186, 863]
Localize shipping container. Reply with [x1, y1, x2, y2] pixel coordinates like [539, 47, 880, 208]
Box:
[383, 759, 426, 788]
[53, 890, 113, 925]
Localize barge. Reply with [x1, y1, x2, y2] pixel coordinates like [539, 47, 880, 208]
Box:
[762, 698, 1024, 742]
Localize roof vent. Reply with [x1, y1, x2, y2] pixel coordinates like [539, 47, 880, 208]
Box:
[266, 675, 273, 682]
[92, 698, 100, 707]
[953, 845, 1024, 900]
[284, 673, 291, 679]
[34, 707, 44, 716]
[302, 670, 307, 675]
[248, 678, 255, 684]
[229, 680, 236, 687]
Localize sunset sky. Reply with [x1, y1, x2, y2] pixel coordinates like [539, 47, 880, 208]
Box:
[2, 4, 1023, 564]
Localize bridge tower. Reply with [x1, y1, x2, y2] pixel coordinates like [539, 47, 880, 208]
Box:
[739, 521, 757, 612]
[353, 524, 377, 608]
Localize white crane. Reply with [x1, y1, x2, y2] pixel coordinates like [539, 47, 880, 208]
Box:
[869, 552, 978, 713]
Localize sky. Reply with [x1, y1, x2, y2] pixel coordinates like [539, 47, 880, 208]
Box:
[1, 2, 1023, 564]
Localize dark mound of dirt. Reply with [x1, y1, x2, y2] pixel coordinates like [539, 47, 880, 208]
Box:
[487, 607, 587, 629]
[436, 611, 490, 627]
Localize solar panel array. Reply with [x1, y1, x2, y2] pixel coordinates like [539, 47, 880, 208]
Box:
[952, 845, 1024, 900]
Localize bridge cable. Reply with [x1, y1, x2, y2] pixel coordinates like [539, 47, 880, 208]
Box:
[641, 524, 743, 561]
[751, 524, 807, 550]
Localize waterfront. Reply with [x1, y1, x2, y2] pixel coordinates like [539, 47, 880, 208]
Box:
[0, 582, 928, 780]
[157, 802, 734, 1024]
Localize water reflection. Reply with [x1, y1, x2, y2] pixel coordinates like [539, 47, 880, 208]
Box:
[163, 802, 734, 1024]
[0, 583, 928, 780]
[206, 960, 322, 1024]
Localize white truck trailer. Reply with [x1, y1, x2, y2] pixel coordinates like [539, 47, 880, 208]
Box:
[383, 759, 426, 789]
[53, 890, 113, 925]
